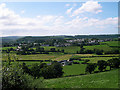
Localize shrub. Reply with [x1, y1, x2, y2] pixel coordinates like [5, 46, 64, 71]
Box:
[104, 50, 119, 54]
[95, 49, 103, 55]
[40, 62, 64, 79]
[50, 48, 56, 52]
[21, 63, 31, 75]
[97, 60, 107, 72]
[107, 58, 120, 70]
[30, 63, 47, 78]
[85, 63, 97, 74]
[73, 62, 80, 64]
[2, 62, 43, 89]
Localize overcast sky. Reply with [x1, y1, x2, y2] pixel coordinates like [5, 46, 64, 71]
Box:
[0, 1, 118, 36]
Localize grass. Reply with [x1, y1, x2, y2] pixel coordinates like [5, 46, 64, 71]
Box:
[56, 46, 80, 54]
[101, 41, 119, 47]
[63, 63, 110, 77]
[2, 53, 58, 61]
[41, 46, 81, 54]
[2, 53, 73, 61]
[73, 60, 84, 63]
[63, 64, 87, 76]
[84, 44, 118, 52]
[1, 47, 16, 50]
[53, 54, 73, 61]
[44, 69, 119, 88]
[2, 52, 119, 63]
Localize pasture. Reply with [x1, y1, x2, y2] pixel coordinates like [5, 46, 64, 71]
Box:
[44, 69, 119, 88]
[2, 52, 119, 64]
[1, 47, 16, 50]
[63, 64, 87, 76]
[2, 53, 73, 61]
[84, 45, 117, 52]
[41, 46, 81, 54]
[63, 63, 110, 77]
[100, 41, 119, 47]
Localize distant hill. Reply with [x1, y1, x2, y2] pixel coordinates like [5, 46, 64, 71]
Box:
[1, 34, 119, 43]
[16, 34, 119, 43]
[75, 34, 120, 39]
[2, 36, 24, 43]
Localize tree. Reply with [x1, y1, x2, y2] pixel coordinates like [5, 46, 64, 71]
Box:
[112, 58, 120, 68]
[21, 63, 31, 75]
[107, 58, 120, 69]
[80, 45, 83, 49]
[39, 47, 44, 52]
[85, 63, 97, 74]
[50, 48, 56, 52]
[61, 49, 64, 53]
[30, 63, 47, 78]
[57, 49, 60, 52]
[95, 49, 103, 55]
[84, 49, 94, 54]
[2, 61, 43, 89]
[51, 62, 64, 78]
[40, 62, 64, 79]
[97, 60, 107, 72]
[107, 59, 113, 70]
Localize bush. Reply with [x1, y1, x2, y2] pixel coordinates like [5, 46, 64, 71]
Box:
[73, 62, 80, 64]
[84, 50, 94, 54]
[70, 56, 81, 60]
[40, 62, 64, 79]
[50, 48, 56, 52]
[67, 62, 72, 65]
[104, 50, 119, 54]
[30, 63, 47, 78]
[21, 63, 31, 75]
[95, 49, 103, 55]
[107, 58, 120, 69]
[85, 63, 97, 74]
[97, 60, 107, 72]
[2, 62, 43, 89]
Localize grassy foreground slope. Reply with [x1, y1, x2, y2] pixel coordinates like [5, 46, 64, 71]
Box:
[44, 69, 119, 88]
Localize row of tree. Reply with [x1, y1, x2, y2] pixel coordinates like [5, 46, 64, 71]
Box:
[3, 46, 65, 55]
[77, 48, 119, 55]
[85, 58, 120, 74]
[21, 62, 64, 79]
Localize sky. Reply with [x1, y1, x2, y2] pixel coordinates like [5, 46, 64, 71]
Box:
[0, 1, 118, 36]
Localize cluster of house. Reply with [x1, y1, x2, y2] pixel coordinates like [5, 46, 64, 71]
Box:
[39, 39, 112, 47]
[57, 59, 73, 66]
[66, 38, 112, 43]
[46, 59, 73, 66]
[16, 38, 113, 51]
[66, 39, 85, 43]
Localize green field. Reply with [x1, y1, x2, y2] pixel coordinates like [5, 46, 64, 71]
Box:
[2, 53, 73, 61]
[84, 45, 117, 52]
[2, 41, 119, 62]
[101, 41, 119, 47]
[2, 53, 56, 60]
[2, 52, 119, 64]
[44, 69, 119, 88]
[56, 46, 80, 54]
[63, 64, 87, 76]
[41, 46, 80, 54]
[1, 47, 17, 50]
[63, 63, 110, 76]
